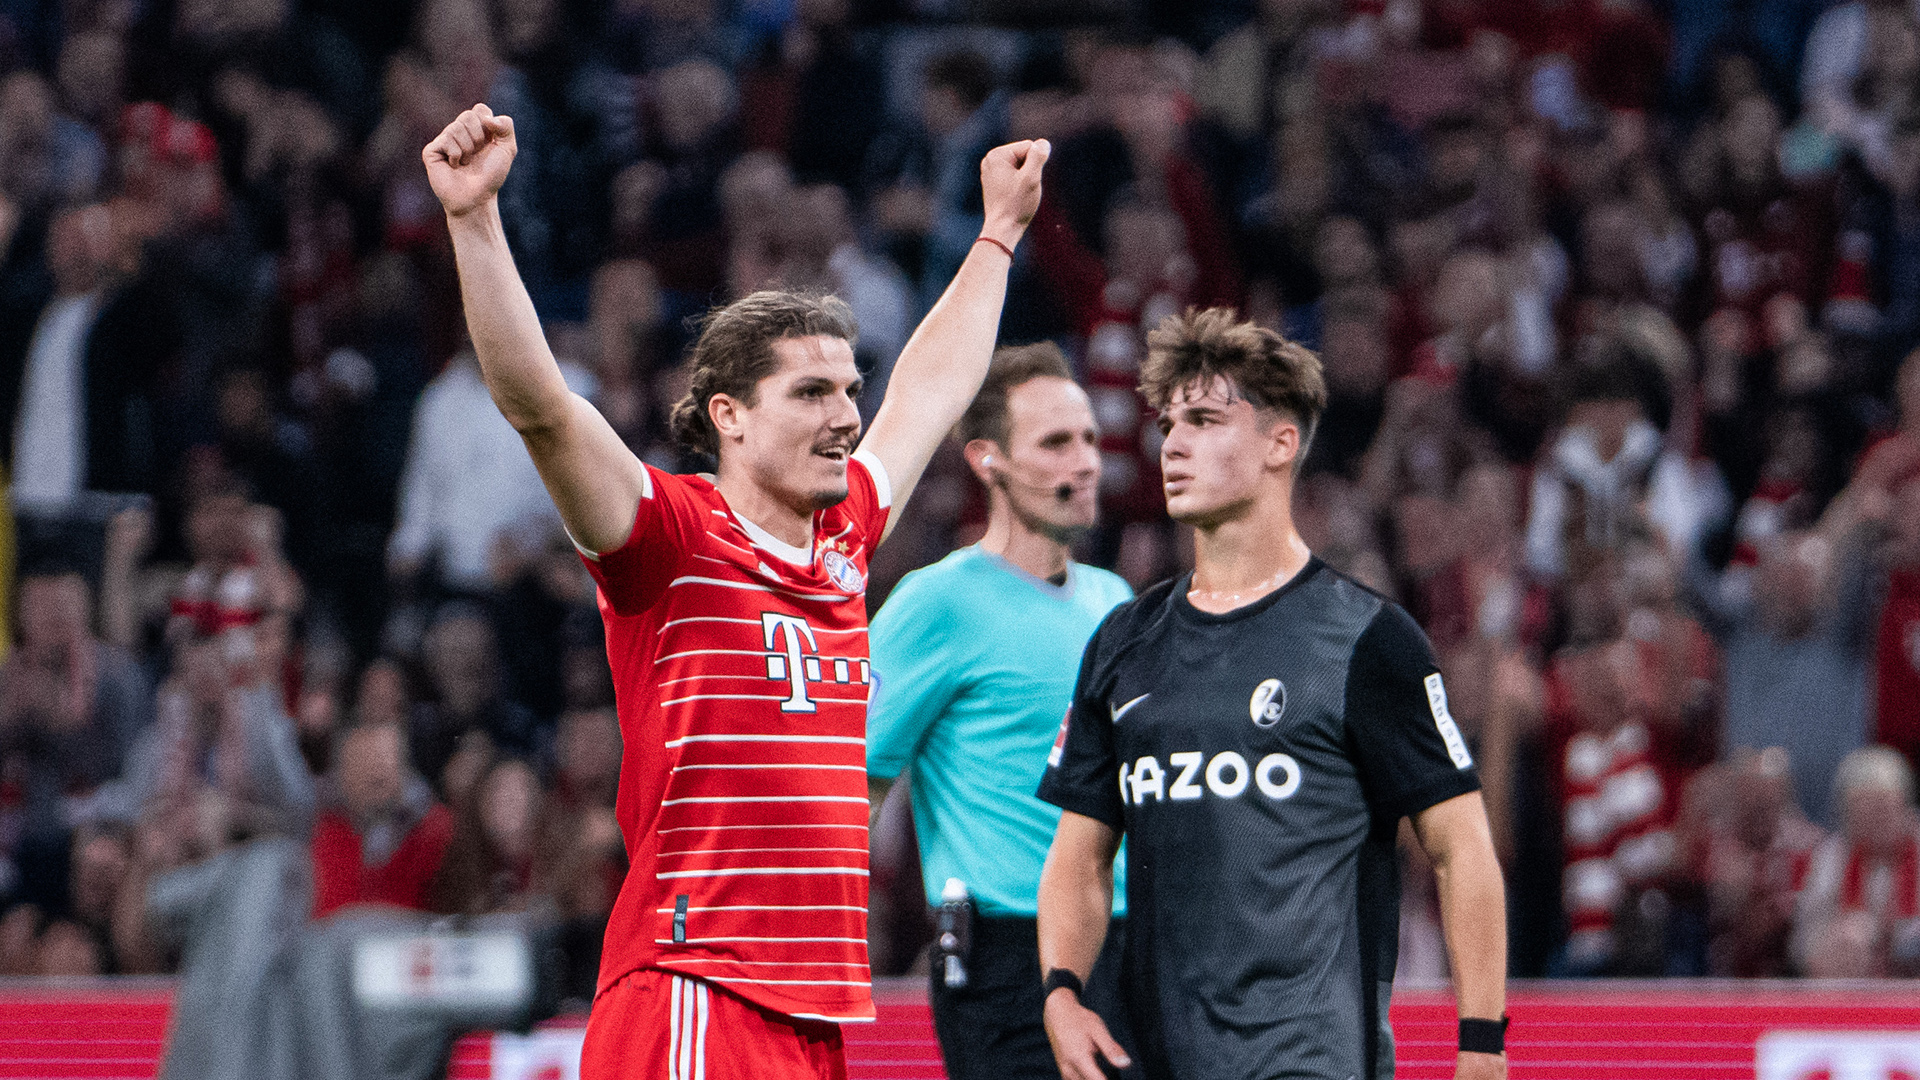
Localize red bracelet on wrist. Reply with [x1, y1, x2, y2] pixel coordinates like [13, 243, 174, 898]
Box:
[974, 235, 1015, 260]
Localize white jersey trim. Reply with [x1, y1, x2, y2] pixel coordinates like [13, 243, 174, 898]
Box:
[705, 977, 873, 987]
[665, 959, 870, 968]
[660, 795, 869, 806]
[661, 935, 867, 944]
[656, 866, 870, 879]
[851, 448, 892, 510]
[660, 846, 873, 857]
[735, 513, 814, 566]
[661, 615, 867, 635]
[656, 823, 869, 834]
[664, 733, 865, 748]
[670, 763, 867, 772]
[667, 575, 850, 602]
[655, 904, 868, 913]
[570, 466, 655, 562]
[667, 975, 707, 1080]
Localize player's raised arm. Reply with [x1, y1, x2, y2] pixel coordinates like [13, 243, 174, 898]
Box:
[857, 139, 1049, 539]
[423, 105, 648, 554]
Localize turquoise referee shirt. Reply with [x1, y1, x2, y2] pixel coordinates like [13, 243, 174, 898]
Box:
[868, 546, 1131, 916]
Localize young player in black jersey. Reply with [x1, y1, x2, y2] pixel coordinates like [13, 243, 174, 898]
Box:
[1035, 308, 1508, 1080]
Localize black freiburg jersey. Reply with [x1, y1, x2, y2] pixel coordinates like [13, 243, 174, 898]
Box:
[1038, 558, 1479, 1080]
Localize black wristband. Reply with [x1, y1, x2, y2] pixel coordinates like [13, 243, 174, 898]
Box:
[1042, 968, 1084, 1000]
[1458, 1016, 1508, 1054]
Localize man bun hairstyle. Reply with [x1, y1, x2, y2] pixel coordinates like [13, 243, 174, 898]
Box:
[1140, 306, 1327, 452]
[669, 291, 860, 457]
[956, 341, 1076, 448]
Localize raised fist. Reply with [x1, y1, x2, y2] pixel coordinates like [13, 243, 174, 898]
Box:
[979, 138, 1050, 247]
[423, 103, 517, 218]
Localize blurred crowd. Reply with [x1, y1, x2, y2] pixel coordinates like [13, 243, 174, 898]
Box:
[4, 0, 1920, 1019]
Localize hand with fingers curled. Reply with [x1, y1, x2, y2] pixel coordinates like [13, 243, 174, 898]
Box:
[978, 138, 1051, 251]
[421, 102, 518, 218]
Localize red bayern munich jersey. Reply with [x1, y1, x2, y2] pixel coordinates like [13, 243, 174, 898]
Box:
[580, 451, 891, 1024]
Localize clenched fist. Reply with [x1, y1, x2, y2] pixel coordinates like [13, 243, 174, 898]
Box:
[423, 103, 517, 218]
[979, 138, 1050, 249]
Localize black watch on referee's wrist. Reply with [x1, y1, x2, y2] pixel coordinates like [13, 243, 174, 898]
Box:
[1458, 1015, 1509, 1055]
[1042, 968, 1084, 1001]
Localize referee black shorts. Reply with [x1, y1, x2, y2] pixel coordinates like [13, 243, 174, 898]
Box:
[929, 914, 1137, 1080]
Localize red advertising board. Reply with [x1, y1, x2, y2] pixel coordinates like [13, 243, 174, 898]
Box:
[2, 979, 1918, 1079]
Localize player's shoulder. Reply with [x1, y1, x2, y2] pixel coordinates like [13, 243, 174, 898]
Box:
[1089, 576, 1180, 650]
[1299, 559, 1407, 639]
[1314, 566, 1435, 672]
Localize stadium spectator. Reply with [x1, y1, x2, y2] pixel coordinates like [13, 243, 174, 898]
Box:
[429, 754, 545, 915]
[0, 562, 150, 901]
[310, 719, 451, 917]
[1688, 747, 1826, 977]
[1794, 745, 1920, 976]
[1548, 637, 1688, 975]
[409, 603, 537, 792]
[387, 349, 592, 594]
[1, 202, 142, 510]
[1690, 507, 1884, 827]
[541, 705, 624, 1001]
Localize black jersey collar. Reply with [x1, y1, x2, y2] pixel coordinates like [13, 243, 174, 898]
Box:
[1171, 555, 1325, 624]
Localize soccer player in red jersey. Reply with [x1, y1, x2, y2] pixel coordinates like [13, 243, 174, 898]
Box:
[422, 105, 1047, 1080]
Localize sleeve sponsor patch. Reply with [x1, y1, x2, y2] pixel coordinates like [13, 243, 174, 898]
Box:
[1424, 672, 1474, 770]
[1048, 707, 1072, 768]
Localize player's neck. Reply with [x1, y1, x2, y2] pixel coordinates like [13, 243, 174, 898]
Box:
[979, 508, 1071, 583]
[713, 470, 815, 550]
[1187, 500, 1311, 613]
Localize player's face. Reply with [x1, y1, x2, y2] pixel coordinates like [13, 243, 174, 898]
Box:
[994, 376, 1102, 536]
[1158, 375, 1300, 528]
[733, 335, 864, 512]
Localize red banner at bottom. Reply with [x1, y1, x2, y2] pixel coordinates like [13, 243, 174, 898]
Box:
[2, 979, 1919, 1079]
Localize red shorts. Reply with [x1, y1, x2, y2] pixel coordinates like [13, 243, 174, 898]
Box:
[579, 969, 847, 1080]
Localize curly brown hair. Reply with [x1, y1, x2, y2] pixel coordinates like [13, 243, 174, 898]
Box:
[668, 291, 860, 457]
[1139, 307, 1326, 450]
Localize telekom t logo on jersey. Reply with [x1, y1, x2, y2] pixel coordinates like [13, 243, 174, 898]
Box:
[761, 612, 871, 712]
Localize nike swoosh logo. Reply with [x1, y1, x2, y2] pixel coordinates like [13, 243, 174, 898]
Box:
[1111, 694, 1149, 723]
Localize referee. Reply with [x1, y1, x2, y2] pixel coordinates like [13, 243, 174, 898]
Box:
[868, 344, 1136, 1079]
[1036, 309, 1509, 1080]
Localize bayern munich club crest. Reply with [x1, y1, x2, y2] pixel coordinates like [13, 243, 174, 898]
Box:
[1250, 678, 1287, 728]
[823, 549, 865, 592]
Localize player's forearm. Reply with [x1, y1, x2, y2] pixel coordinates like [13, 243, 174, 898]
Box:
[1432, 828, 1508, 1020]
[445, 201, 574, 435]
[1037, 830, 1115, 980]
[863, 239, 1013, 488]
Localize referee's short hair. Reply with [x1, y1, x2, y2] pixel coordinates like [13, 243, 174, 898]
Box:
[955, 341, 1075, 448]
[1140, 307, 1327, 452]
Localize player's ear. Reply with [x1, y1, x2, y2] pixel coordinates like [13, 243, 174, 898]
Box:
[709, 392, 746, 445]
[1263, 412, 1300, 473]
[963, 438, 1000, 485]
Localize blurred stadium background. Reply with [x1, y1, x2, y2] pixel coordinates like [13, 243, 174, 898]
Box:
[4, 0, 1920, 1074]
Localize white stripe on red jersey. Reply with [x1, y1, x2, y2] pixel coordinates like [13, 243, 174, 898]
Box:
[583, 454, 891, 1023]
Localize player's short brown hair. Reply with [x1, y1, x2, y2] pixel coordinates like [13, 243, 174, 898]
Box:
[669, 291, 860, 457]
[1139, 307, 1327, 450]
[955, 342, 1076, 448]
